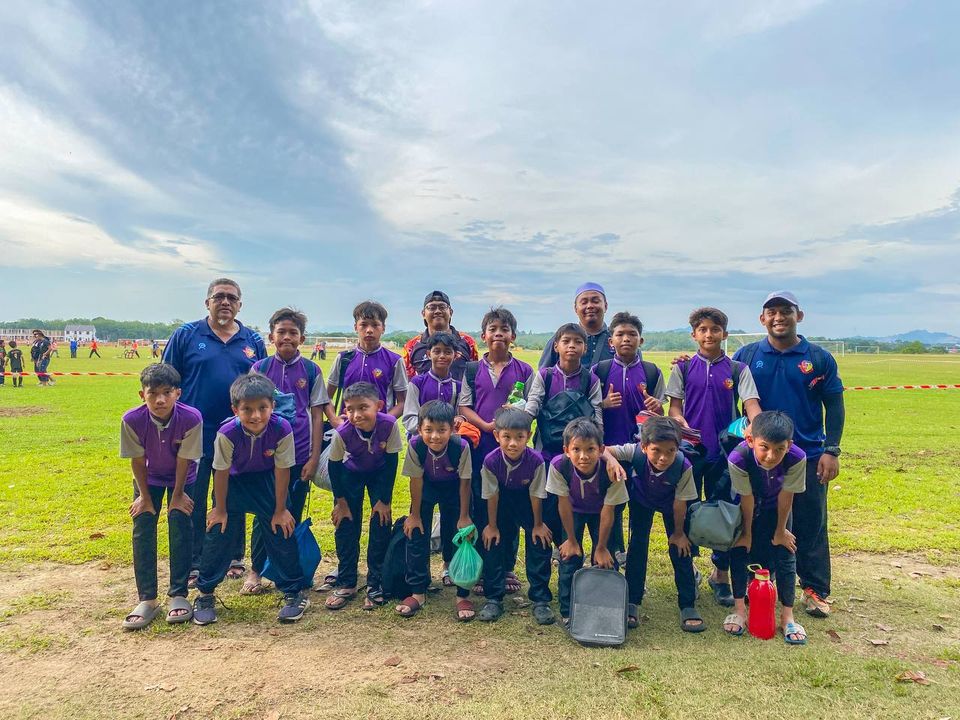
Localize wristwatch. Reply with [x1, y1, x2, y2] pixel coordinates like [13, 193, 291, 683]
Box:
[823, 446, 841, 457]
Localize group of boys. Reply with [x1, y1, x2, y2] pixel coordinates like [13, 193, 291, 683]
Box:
[121, 284, 844, 647]
[0, 339, 26, 387]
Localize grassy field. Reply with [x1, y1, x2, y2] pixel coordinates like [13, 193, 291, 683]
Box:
[1, 348, 959, 718]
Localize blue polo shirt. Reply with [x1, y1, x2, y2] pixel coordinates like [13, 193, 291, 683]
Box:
[162, 318, 267, 455]
[733, 336, 843, 459]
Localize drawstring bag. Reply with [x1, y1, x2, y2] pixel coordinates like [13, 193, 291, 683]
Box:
[262, 487, 322, 587]
[686, 499, 743, 552]
[448, 525, 482, 590]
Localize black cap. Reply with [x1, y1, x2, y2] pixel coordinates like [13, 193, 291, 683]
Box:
[423, 290, 451, 308]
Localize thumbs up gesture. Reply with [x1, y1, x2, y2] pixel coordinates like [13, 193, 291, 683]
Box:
[602, 383, 623, 409]
[640, 384, 664, 415]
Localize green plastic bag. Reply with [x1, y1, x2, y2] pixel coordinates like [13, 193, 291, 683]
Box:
[448, 524, 482, 590]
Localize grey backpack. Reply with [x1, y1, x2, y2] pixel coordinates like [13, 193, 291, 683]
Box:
[686, 500, 743, 552]
[568, 567, 628, 647]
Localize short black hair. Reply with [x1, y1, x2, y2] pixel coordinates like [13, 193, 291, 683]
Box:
[230, 373, 276, 406]
[554, 323, 587, 344]
[140, 363, 181, 390]
[481, 306, 518, 335]
[689, 307, 729, 332]
[342, 381, 380, 403]
[426, 332, 458, 351]
[750, 411, 794, 444]
[609, 311, 643, 335]
[353, 301, 388, 324]
[418, 399, 456, 428]
[640, 416, 682, 447]
[563, 417, 604, 447]
[269, 307, 307, 334]
[494, 406, 533, 433]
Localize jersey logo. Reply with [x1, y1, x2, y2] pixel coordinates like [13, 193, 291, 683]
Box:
[798, 360, 814, 374]
[754, 360, 764, 369]
[243, 346, 256, 359]
[198, 342, 207, 351]
[296, 378, 307, 389]
[372, 368, 384, 378]
[723, 378, 734, 390]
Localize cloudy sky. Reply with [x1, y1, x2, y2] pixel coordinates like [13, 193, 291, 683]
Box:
[1, 0, 958, 337]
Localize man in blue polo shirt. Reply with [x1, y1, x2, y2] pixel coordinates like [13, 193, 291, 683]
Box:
[732, 291, 845, 619]
[162, 278, 267, 583]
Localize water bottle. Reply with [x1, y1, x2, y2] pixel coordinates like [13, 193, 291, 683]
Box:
[747, 564, 777, 640]
[507, 381, 526, 409]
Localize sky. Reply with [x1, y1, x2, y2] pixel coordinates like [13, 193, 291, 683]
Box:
[1, 0, 958, 338]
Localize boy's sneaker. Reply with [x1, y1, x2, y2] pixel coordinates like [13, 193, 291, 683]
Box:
[278, 590, 310, 623]
[802, 588, 830, 618]
[531, 602, 555, 625]
[192, 594, 218, 625]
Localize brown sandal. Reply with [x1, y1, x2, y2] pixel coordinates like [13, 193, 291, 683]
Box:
[396, 596, 422, 618]
[456, 598, 476, 622]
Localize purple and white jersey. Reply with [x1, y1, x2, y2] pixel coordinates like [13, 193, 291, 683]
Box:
[401, 435, 472, 484]
[327, 412, 404, 473]
[402, 371, 461, 436]
[480, 447, 547, 499]
[606, 444, 696, 512]
[329, 346, 408, 409]
[120, 402, 203, 487]
[665, 353, 759, 461]
[599, 356, 665, 445]
[546, 456, 628, 514]
[457, 354, 534, 458]
[251, 353, 330, 465]
[728, 441, 806, 511]
[212, 414, 295, 476]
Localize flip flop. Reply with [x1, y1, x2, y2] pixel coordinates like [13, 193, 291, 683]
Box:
[314, 571, 339, 593]
[627, 603, 640, 629]
[240, 578, 265, 595]
[472, 582, 485, 596]
[722, 613, 745, 637]
[441, 570, 454, 587]
[680, 607, 707, 633]
[396, 596, 422, 618]
[782, 621, 808, 645]
[325, 588, 356, 610]
[166, 596, 193, 624]
[456, 598, 476, 622]
[225, 562, 245, 580]
[363, 588, 387, 611]
[122, 601, 161, 631]
[505, 572, 522, 594]
[187, 570, 199, 590]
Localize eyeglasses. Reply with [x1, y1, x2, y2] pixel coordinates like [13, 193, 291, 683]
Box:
[209, 292, 240, 303]
[424, 303, 449, 312]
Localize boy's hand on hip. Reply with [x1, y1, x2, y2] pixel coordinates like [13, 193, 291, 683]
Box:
[403, 515, 423, 540]
[206, 507, 227, 533]
[559, 538, 582, 561]
[371, 501, 392, 527]
[168, 492, 194, 516]
[772, 527, 797, 554]
[129, 496, 156, 518]
[593, 547, 615, 569]
[817, 454, 839, 484]
[272, 509, 296, 539]
[531, 522, 553, 548]
[482, 525, 500, 550]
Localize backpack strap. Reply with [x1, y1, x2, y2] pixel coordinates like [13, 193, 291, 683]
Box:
[641, 360, 661, 396]
[729, 359, 744, 418]
[663, 454, 686, 487]
[263, 355, 274, 376]
[302, 357, 319, 387]
[448, 435, 463, 468]
[629, 447, 647, 477]
[737, 343, 759, 374]
[594, 359, 614, 389]
[464, 361, 479, 404]
[543, 368, 553, 400]
[412, 435, 428, 466]
[333, 349, 356, 412]
[578, 366, 592, 396]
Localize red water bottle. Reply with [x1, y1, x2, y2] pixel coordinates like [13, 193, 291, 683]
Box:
[747, 564, 777, 640]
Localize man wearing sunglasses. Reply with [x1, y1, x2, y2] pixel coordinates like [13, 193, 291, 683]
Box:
[402, 290, 479, 381]
[162, 278, 267, 585]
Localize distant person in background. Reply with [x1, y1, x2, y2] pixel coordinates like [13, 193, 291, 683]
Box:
[310, 340, 322, 361]
[152, 339, 160, 358]
[50, 340, 60, 358]
[0, 340, 6, 386]
[162, 277, 267, 586]
[7, 341, 24, 386]
[31, 330, 53, 387]
[132, 340, 141, 358]
[319, 340, 327, 360]
[70, 338, 78, 358]
[538, 282, 617, 370]
[89, 338, 101, 358]
[403, 290, 479, 381]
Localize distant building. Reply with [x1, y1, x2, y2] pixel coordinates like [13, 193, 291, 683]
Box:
[64, 324, 97, 342]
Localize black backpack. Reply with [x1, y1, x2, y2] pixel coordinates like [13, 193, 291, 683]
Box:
[381, 516, 411, 600]
[537, 368, 595, 454]
[412, 435, 464, 471]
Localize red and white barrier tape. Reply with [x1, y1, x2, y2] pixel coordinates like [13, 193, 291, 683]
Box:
[2, 371, 140, 376]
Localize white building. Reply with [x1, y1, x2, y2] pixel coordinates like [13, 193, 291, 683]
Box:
[64, 325, 97, 342]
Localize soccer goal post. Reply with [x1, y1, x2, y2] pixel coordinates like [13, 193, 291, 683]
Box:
[723, 334, 767, 355]
[853, 345, 880, 354]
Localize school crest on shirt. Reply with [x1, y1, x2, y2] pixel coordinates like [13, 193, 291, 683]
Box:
[243, 346, 256, 359]
[296, 378, 307, 389]
[264, 449, 275, 457]
[798, 360, 814, 374]
[723, 378, 734, 390]
[372, 368, 384, 378]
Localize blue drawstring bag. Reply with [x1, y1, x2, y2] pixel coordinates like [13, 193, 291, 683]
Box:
[262, 516, 322, 588]
[448, 525, 482, 590]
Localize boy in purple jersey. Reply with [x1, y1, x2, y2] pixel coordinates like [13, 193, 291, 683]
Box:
[325, 382, 404, 611]
[119, 364, 202, 630]
[666, 307, 762, 607]
[604, 416, 703, 632]
[547, 418, 629, 625]
[524, 323, 603, 462]
[458, 307, 534, 595]
[327, 301, 407, 422]
[402, 332, 462, 437]
[723, 411, 807, 644]
[395, 401, 473, 620]
[193, 374, 310, 626]
[478, 408, 555, 624]
[245, 308, 335, 595]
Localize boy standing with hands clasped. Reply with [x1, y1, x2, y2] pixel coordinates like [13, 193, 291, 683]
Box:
[119, 363, 202, 630]
[723, 411, 807, 644]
